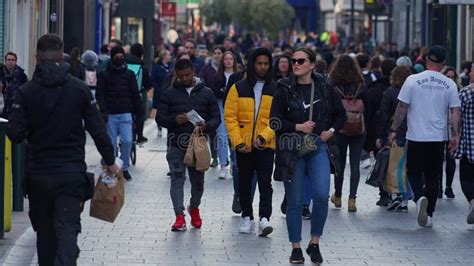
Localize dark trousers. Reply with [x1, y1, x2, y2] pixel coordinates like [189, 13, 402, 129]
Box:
[335, 133, 365, 198]
[236, 148, 274, 220]
[460, 157, 474, 202]
[27, 174, 87, 266]
[406, 141, 444, 216]
[439, 142, 456, 190]
[209, 133, 218, 160]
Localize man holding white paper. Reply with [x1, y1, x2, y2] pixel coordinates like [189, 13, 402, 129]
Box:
[156, 58, 220, 232]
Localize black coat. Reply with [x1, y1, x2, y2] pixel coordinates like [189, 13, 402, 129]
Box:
[270, 73, 346, 182]
[6, 62, 115, 176]
[156, 78, 220, 149]
[364, 76, 391, 151]
[96, 62, 142, 118]
[376, 86, 407, 142]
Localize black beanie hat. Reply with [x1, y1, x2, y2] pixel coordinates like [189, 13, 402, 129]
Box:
[110, 46, 125, 59]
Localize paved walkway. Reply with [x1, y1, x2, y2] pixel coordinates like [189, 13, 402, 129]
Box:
[2, 120, 474, 265]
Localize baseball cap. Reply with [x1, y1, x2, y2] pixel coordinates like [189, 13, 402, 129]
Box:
[427, 45, 446, 64]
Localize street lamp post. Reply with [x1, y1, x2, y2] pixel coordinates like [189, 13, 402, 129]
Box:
[405, 0, 410, 48]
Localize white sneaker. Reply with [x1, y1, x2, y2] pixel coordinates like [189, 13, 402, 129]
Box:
[424, 216, 433, 227]
[468, 200, 474, 225]
[416, 197, 429, 227]
[258, 218, 273, 237]
[218, 166, 227, 179]
[239, 217, 253, 234]
[360, 158, 372, 169]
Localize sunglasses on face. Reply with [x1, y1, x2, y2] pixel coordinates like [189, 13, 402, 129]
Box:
[292, 58, 309, 65]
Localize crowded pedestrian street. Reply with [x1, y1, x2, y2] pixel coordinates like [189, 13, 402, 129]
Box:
[1, 121, 473, 265]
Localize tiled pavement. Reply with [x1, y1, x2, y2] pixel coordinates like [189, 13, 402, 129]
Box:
[2, 120, 474, 265]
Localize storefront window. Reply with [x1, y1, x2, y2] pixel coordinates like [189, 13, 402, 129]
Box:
[111, 17, 121, 40]
[125, 17, 143, 45]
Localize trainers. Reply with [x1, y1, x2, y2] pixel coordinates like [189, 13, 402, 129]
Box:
[258, 218, 273, 237]
[416, 197, 429, 227]
[210, 158, 219, 168]
[137, 136, 148, 143]
[306, 243, 323, 264]
[281, 197, 287, 214]
[424, 216, 433, 227]
[187, 207, 202, 229]
[376, 195, 390, 206]
[239, 217, 254, 234]
[387, 198, 401, 212]
[289, 248, 305, 264]
[398, 205, 409, 213]
[445, 187, 455, 199]
[218, 166, 227, 179]
[348, 198, 357, 212]
[302, 205, 311, 219]
[171, 214, 187, 231]
[123, 170, 132, 181]
[330, 193, 341, 208]
[232, 194, 242, 214]
[360, 158, 372, 169]
[467, 201, 474, 224]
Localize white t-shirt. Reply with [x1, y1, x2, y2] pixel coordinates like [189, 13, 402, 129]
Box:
[186, 86, 193, 95]
[224, 72, 232, 86]
[254, 81, 265, 120]
[398, 70, 461, 141]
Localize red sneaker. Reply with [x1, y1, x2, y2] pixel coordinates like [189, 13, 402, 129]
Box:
[171, 214, 187, 231]
[188, 207, 202, 229]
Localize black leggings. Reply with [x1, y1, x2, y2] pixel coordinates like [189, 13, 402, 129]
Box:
[334, 133, 365, 198]
[439, 142, 456, 190]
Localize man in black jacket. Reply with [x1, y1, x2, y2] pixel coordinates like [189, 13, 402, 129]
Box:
[7, 34, 118, 266]
[96, 46, 142, 181]
[156, 58, 220, 232]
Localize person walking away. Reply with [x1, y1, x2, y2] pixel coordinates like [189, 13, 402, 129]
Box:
[6, 34, 118, 266]
[388, 45, 461, 227]
[126, 43, 153, 144]
[81, 50, 99, 100]
[376, 66, 413, 212]
[439, 66, 462, 198]
[156, 58, 220, 231]
[329, 55, 368, 212]
[96, 46, 143, 181]
[453, 63, 474, 224]
[271, 47, 345, 264]
[224, 47, 276, 236]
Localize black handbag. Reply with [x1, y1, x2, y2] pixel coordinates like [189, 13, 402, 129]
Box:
[297, 82, 318, 157]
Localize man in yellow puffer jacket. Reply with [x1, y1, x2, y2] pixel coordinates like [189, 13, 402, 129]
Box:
[224, 47, 276, 236]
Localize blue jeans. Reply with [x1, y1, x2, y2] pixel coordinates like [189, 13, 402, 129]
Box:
[216, 100, 229, 166]
[107, 113, 133, 171]
[304, 175, 312, 205]
[285, 140, 330, 243]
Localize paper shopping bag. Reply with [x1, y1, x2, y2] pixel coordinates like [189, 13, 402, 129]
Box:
[384, 144, 408, 193]
[89, 170, 125, 223]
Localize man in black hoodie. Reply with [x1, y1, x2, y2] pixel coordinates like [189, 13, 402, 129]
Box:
[156, 58, 220, 232]
[7, 34, 118, 266]
[97, 46, 143, 181]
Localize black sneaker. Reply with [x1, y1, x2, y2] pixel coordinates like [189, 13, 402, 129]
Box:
[289, 248, 305, 264]
[438, 188, 443, 198]
[445, 187, 455, 199]
[167, 172, 171, 177]
[232, 194, 242, 214]
[376, 195, 390, 206]
[397, 205, 408, 213]
[387, 199, 401, 212]
[137, 136, 148, 143]
[302, 205, 311, 219]
[281, 197, 287, 215]
[306, 243, 323, 264]
[123, 170, 132, 181]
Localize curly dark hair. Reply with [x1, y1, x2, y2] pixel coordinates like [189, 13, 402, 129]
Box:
[329, 55, 364, 87]
[390, 66, 411, 88]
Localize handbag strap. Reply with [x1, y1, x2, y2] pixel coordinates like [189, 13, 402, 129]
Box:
[309, 82, 315, 121]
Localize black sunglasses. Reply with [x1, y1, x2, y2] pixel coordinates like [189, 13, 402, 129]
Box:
[292, 58, 309, 65]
